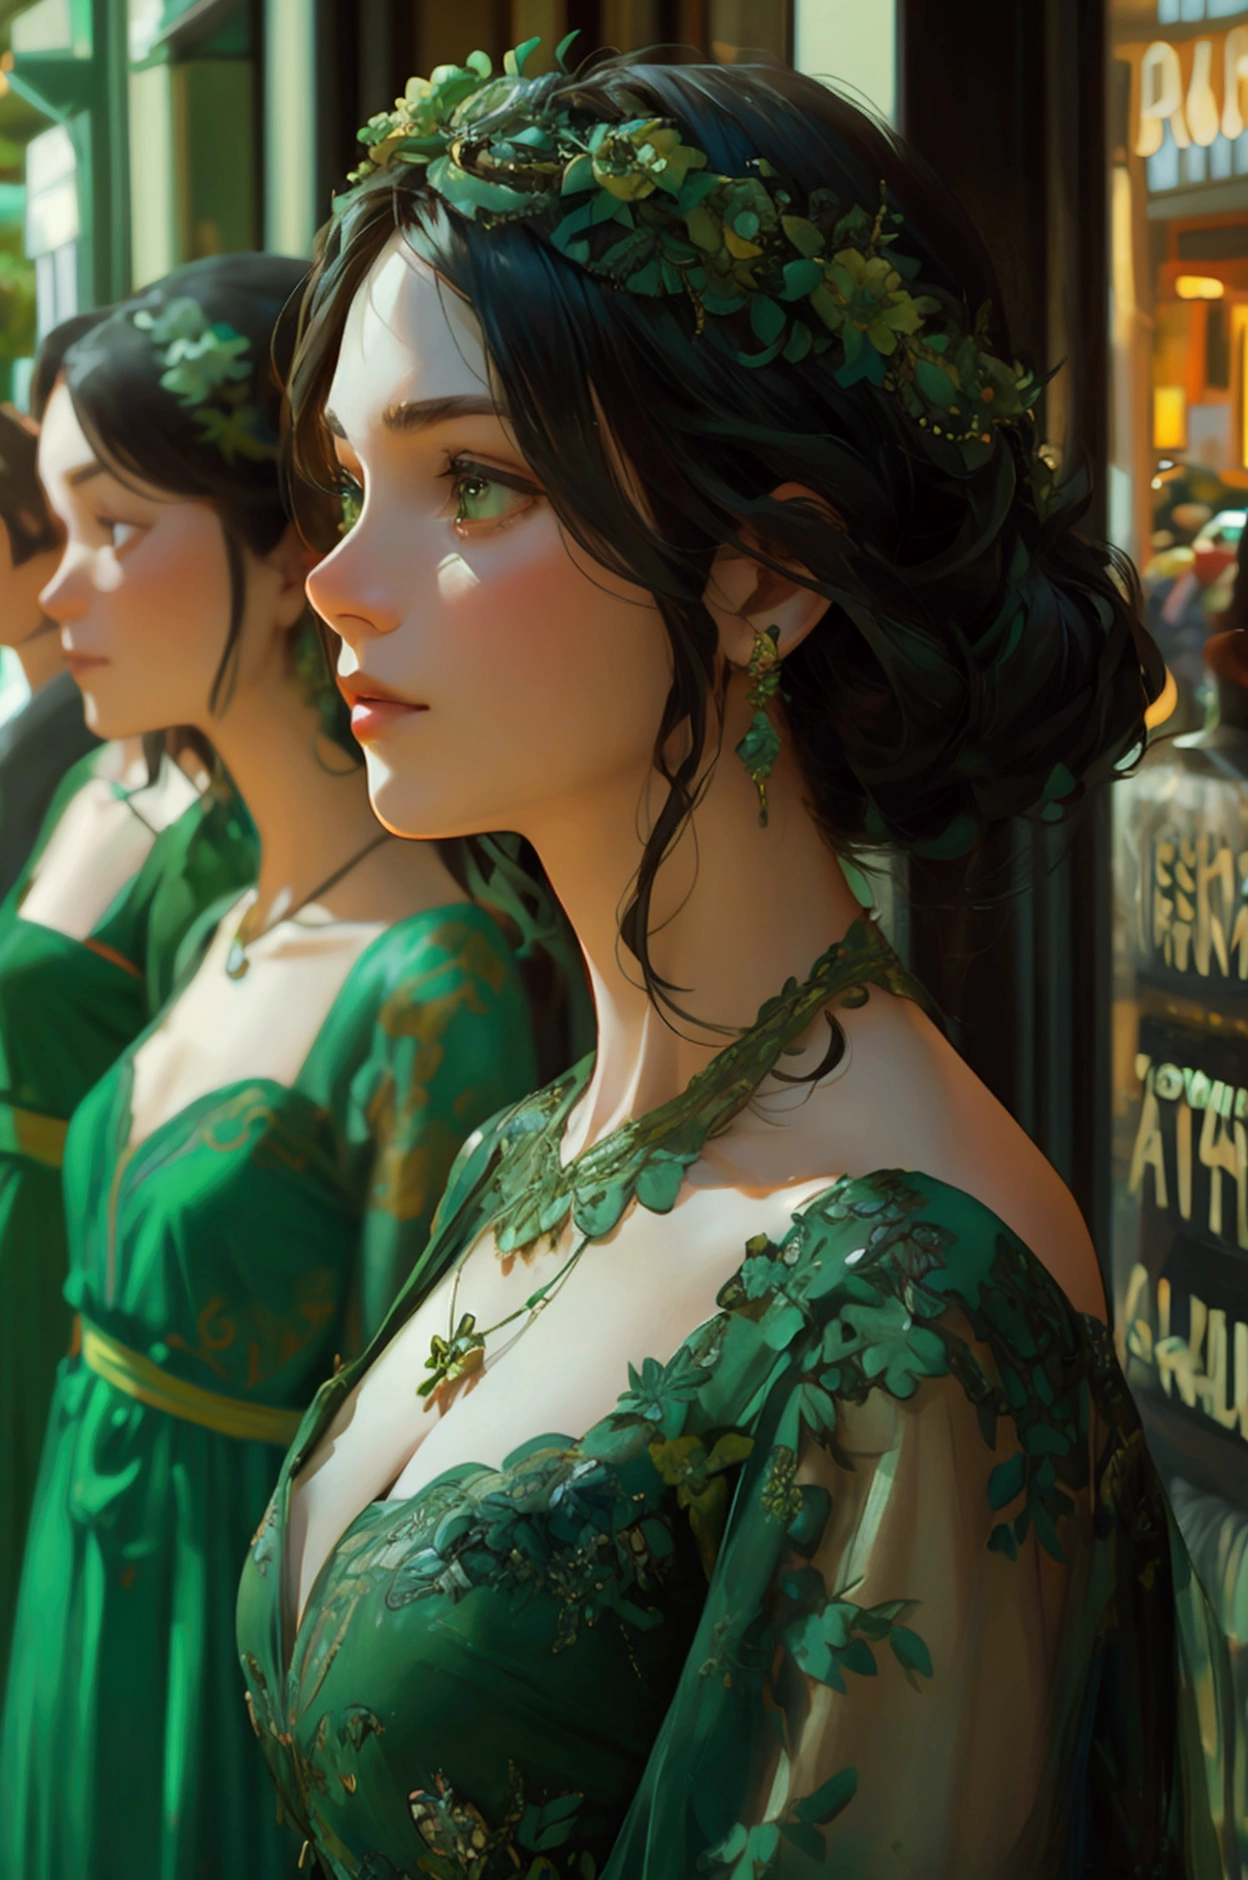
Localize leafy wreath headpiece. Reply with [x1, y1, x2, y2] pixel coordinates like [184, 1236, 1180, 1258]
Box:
[131, 296, 278, 466]
[343, 36, 1042, 466]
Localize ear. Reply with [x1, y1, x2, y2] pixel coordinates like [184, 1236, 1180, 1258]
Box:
[702, 482, 837, 669]
[265, 523, 321, 631]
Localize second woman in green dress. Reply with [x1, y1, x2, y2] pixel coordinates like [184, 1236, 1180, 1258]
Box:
[0, 253, 541, 1880]
[0, 324, 257, 1692]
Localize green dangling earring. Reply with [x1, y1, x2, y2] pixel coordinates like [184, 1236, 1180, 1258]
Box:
[734, 624, 784, 828]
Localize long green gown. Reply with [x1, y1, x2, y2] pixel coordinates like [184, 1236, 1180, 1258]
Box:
[237, 918, 1240, 1880]
[0, 903, 539, 1880]
[0, 752, 255, 1688]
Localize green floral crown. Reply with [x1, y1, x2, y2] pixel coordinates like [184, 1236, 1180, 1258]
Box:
[344, 37, 1042, 463]
[131, 296, 278, 466]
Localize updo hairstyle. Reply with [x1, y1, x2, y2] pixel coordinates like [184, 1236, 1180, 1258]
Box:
[288, 50, 1162, 1002]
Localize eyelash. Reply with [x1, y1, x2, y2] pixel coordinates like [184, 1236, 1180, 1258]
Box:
[95, 516, 142, 548]
[438, 455, 540, 527]
[332, 455, 541, 535]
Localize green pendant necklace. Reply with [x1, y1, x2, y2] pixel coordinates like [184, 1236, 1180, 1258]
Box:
[224, 831, 392, 980]
[418, 916, 928, 1400]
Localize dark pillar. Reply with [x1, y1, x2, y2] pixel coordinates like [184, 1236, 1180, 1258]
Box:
[899, 0, 1112, 1256]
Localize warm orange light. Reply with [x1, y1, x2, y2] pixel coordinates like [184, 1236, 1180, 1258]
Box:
[1154, 385, 1187, 449]
[1145, 666, 1180, 730]
[0, 51, 14, 72]
[1176, 274, 1226, 299]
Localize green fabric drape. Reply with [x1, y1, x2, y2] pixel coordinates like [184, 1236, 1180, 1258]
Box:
[0, 753, 256, 1688]
[1, 905, 539, 1880]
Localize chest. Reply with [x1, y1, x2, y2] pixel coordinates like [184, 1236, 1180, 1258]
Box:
[125, 910, 384, 1149]
[287, 1172, 833, 1626]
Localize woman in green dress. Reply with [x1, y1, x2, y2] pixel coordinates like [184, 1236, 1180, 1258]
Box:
[0, 316, 258, 1689]
[0, 253, 541, 1880]
[237, 45, 1239, 1880]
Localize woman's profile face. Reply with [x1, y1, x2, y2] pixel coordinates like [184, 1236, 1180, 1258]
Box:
[306, 230, 674, 844]
[37, 380, 262, 740]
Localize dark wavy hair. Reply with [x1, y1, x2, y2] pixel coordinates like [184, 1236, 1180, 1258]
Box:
[288, 50, 1162, 1006]
[0, 404, 59, 567]
[56, 253, 354, 757]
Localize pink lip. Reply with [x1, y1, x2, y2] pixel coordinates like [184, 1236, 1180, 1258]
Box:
[64, 653, 109, 677]
[350, 697, 425, 741]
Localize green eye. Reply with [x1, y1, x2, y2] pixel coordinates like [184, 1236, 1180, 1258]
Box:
[337, 477, 363, 535]
[453, 473, 522, 524]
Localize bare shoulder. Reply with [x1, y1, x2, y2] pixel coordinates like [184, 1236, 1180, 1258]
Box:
[769, 982, 1108, 1322]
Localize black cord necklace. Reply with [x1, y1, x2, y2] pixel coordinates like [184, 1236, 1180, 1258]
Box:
[224, 830, 392, 981]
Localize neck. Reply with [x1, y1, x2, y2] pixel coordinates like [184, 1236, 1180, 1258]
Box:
[198, 672, 385, 924]
[15, 620, 65, 696]
[521, 710, 862, 1144]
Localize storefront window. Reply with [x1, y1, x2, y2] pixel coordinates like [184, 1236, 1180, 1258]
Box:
[1109, 1, 1248, 729]
[1110, 7, 1248, 1852]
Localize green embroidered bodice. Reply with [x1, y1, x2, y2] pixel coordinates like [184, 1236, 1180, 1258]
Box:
[236, 920, 1237, 1880]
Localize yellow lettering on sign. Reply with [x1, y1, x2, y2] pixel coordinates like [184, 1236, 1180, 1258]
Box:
[1129, 1063, 1169, 1210]
[1149, 830, 1248, 978]
[1132, 31, 1248, 154]
[1125, 1266, 1248, 1441]
[1196, 834, 1233, 977]
[1188, 37, 1221, 147]
[1138, 40, 1190, 155]
[1221, 24, 1248, 139]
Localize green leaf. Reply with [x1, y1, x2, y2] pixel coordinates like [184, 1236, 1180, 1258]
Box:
[794, 1381, 837, 1439]
[780, 257, 823, 300]
[749, 295, 785, 345]
[555, 28, 581, 69]
[914, 355, 959, 409]
[503, 36, 541, 74]
[1030, 1497, 1067, 1565]
[988, 1521, 1019, 1560]
[889, 1625, 933, 1679]
[781, 213, 825, 257]
[782, 321, 813, 364]
[701, 288, 747, 316]
[838, 1637, 878, 1678]
[685, 203, 722, 253]
[793, 1765, 858, 1825]
[1022, 1422, 1070, 1458]
[623, 259, 662, 295]
[561, 154, 596, 195]
[736, 340, 785, 370]
[988, 1451, 1026, 1511]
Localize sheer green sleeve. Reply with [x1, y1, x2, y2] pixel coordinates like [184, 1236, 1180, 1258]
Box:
[342, 906, 539, 1343]
[600, 1173, 1236, 1880]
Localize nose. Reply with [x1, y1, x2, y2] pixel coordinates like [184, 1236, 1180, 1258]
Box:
[38, 544, 87, 624]
[305, 541, 403, 649]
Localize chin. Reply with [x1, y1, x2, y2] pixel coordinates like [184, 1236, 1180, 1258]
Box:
[363, 754, 500, 845]
[78, 692, 151, 743]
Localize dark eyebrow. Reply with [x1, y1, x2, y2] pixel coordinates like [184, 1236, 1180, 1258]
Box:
[384, 394, 505, 433]
[67, 461, 107, 486]
[323, 393, 507, 446]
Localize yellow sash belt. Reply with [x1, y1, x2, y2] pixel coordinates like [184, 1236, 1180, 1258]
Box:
[0, 1101, 69, 1168]
[79, 1319, 303, 1447]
